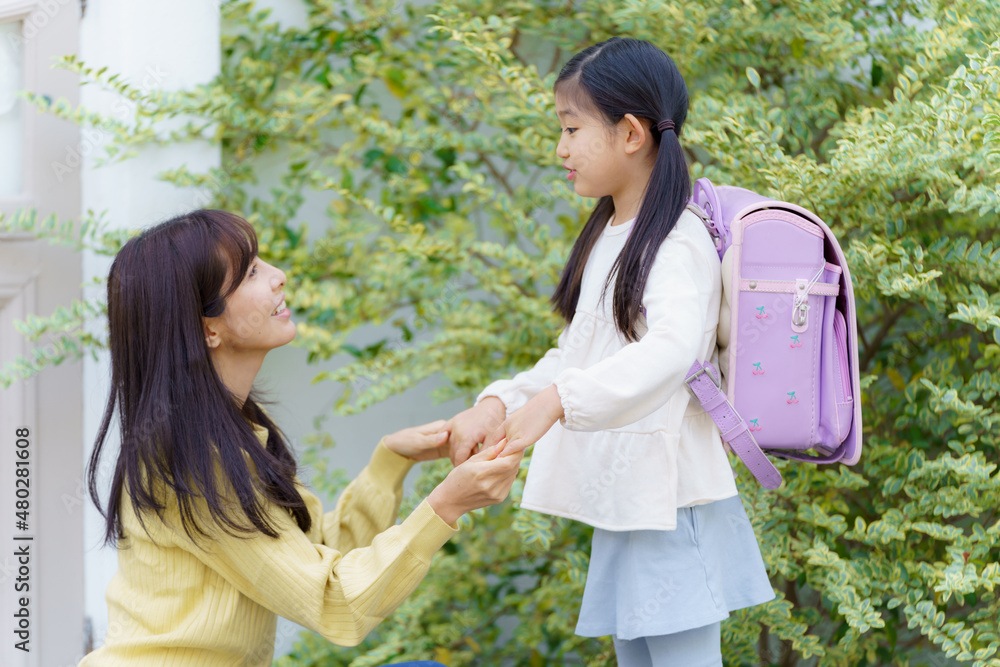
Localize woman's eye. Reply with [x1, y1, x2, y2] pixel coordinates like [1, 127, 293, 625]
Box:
[564, 127, 577, 135]
[249, 263, 258, 277]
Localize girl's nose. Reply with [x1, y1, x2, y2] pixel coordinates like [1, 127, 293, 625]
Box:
[556, 134, 569, 159]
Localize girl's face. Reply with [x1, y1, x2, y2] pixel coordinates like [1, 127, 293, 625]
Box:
[204, 256, 296, 357]
[555, 90, 632, 200]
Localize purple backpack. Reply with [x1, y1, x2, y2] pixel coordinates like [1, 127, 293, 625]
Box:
[683, 178, 862, 489]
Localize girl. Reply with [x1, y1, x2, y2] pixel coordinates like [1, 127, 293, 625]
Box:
[80, 209, 521, 666]
[447, 38, 774, 666]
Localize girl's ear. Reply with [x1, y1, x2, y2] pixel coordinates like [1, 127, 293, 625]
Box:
[620, 113, 649, 156]
[203, 319, 221, 349]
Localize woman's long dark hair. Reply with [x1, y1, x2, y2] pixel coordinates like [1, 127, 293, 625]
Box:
[88, 210, 310, 546]
[551, 37, 691, 341]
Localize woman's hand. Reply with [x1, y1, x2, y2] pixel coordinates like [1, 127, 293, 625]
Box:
[483, 385, 564, 457]
[426, 443, 523, 525]
[381, 419, 450, 462]
[444, 397, 507, 466]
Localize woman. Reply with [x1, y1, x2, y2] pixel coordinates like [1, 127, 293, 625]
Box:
[80, 209, 521, 666]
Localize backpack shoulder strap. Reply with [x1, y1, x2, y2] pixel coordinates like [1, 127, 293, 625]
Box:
[684, 360, 782, 489]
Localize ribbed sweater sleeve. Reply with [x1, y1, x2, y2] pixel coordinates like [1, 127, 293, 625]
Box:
[319, 441, 415, 554]
[172, 442, 457, 647]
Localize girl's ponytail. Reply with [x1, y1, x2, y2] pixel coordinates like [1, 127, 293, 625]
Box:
[609, 119, 690, 341]
[551, 37, 691, 341]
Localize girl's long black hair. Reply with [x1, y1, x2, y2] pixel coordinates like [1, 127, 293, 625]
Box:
[88, 210, 311, 546]
[551, 37, 690, 341]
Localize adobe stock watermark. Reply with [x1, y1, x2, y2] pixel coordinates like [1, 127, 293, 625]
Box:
[731, 290, 795, 358]
[4, 0, 77, 50]
[620, 577, 683, 637]
[567, 434, 643, 515]
[59, 398, 176, 518]
[345, 274, 466, 397]
[51, 64, 170, 183]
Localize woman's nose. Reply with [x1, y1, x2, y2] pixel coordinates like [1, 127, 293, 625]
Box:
[271, 266, 286, 289]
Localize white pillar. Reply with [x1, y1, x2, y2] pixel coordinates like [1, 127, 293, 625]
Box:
[79, 0, 220, 652]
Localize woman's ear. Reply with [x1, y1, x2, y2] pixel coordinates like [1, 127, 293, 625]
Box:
[620, 113, 649, 156]
[203, 319, 221, 349]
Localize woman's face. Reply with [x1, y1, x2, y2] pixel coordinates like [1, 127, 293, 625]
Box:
[204, 255, 296, 357]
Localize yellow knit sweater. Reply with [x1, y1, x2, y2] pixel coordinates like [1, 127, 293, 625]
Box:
[79, 425, 458, 666]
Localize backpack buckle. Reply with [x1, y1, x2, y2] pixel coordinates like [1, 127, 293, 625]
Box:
[792, 278, 811, 332]
[684, 363, 722, 394]
[687, 203, 718, 238]
[792, 301, 810, 326]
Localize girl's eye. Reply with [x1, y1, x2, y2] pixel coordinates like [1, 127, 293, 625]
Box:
[564, 127, 577, 135]
[249, 262, 258, 277]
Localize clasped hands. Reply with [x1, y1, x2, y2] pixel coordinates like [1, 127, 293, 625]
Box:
[380, 385, 563, 524]
[445, 384, 564, 466]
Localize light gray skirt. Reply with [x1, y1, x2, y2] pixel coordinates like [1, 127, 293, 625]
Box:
[575, 494, 775, 640]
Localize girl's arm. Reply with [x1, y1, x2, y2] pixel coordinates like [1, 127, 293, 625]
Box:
[447, 329, 568, 464]
[554, 231, 713, 430]
[489, 226, 716, 453]
[475, 329, 568, 415]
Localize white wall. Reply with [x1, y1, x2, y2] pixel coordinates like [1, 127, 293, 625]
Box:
[79, 0, 220, 654]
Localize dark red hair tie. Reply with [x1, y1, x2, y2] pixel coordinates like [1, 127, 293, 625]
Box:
[657, 119, 675, 133]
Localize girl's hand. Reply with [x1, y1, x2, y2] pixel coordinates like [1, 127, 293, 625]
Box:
[426, 442, 523, 525]
[444, 397, 507, 466]
[483, 385, 564, 457]
[381, 419, 450, 462]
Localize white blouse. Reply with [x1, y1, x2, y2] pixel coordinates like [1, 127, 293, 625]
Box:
[478, 209, 738, 531]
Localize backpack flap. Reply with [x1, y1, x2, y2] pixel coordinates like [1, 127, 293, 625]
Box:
[762, 202, 863, 466]
[729, 200, 863, 467]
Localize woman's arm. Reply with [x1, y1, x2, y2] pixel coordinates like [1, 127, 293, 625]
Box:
[174, 437, 519, 646]
[178, 488, 453, 646]
[319, 419, 450, 555]
[315, 439, 418, 556]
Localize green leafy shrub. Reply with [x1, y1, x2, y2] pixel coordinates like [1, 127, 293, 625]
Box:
[4, 1, 999, 665]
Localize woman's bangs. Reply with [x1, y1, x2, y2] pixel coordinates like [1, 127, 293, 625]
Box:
[211, 212, 259, 297]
